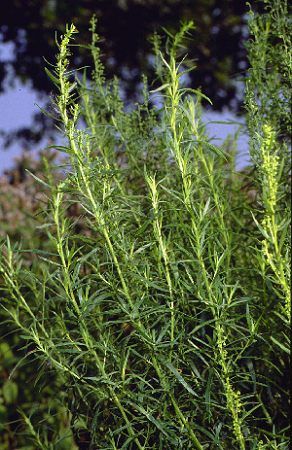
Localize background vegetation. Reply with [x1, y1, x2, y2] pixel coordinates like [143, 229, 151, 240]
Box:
[0, 0, 290, 448]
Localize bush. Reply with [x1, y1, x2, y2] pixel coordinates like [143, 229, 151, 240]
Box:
[0, 1, 290, 448]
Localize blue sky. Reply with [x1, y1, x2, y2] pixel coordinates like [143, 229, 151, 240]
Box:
[0, 79, 46, 172]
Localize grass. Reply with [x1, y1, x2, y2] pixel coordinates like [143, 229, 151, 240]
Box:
[0, 0, 290, 448]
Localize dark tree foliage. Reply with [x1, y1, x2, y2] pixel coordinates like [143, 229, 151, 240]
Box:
[0, 0, 261, 146]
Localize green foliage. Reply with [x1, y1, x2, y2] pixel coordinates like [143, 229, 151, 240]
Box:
[0, 155, 77, 449]
[245, 0, 291, 367]
[246, 0, 291, 144]
[0, 1, 290, 448]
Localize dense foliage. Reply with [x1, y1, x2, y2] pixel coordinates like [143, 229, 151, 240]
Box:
[0, 0, 290, 448]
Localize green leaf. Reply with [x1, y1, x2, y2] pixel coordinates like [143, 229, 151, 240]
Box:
[0, 343, 14, 362]
[150, 83, 170, 93]
[45, 67, 60, 86]
[270, 336, 290, 355]
[3, 380, 18, 404]
[164, 360, 198, 397]
[202, 141, 227, 160]
[25, 170, 50, 188]
[127, 401, 174, 440]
